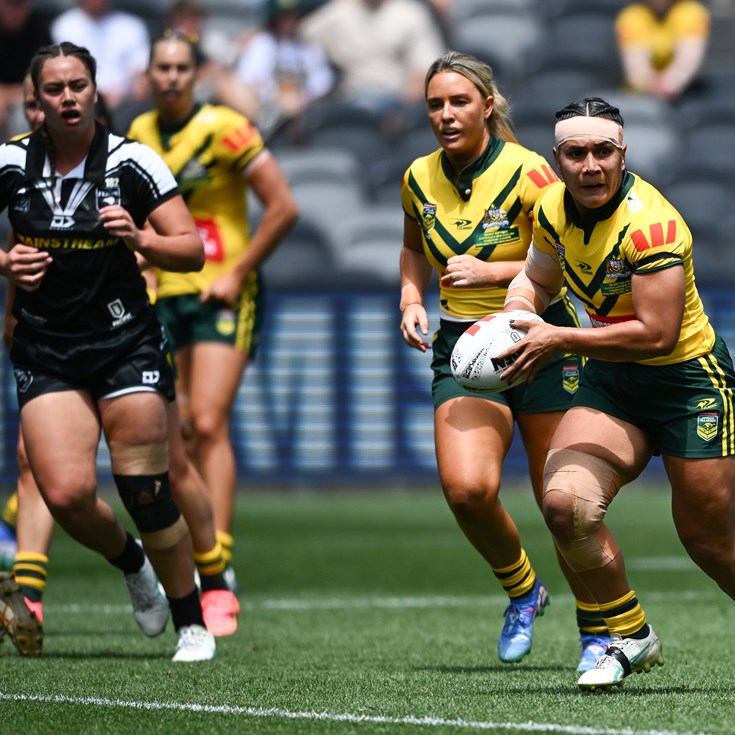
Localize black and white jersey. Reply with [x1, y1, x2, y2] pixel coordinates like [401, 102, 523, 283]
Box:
[0, 122, 179, 339]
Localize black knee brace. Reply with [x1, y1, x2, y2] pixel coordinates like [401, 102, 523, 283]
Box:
[114, 472, 181, 533]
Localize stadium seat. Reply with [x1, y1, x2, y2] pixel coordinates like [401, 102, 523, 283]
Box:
[663, 177, 735, 263]
[276, 148, 363, 190]
[297, 101, 393, 167]
[525, 41, 623, 96]
[260, 216, 338, 287]
[286, 178, 367, 252]
[331, 205, 405, 284]
[620, 120, 681, 187]
[451, 0, 535, 23]
[595, 89, 675, 127]
[538, 0, 627, 22]
[521, 68, 604, 106]
[451, 8, 543, 81]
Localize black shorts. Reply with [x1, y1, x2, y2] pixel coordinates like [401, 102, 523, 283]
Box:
[10, 309, 176, 409]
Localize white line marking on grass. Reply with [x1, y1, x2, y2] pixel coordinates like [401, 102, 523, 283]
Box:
[0, 693, 714, 735]
[628, 557, 697, 571]
[51, 590, 719, 616]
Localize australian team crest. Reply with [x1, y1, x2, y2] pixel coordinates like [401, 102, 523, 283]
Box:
[696, 410, 719, 442]
[422, 203, 437, 230]
[482, 207, 509, 230]
[562, 363, 579, 394]
[605, 256, 629, 280]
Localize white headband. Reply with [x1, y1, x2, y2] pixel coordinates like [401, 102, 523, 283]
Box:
[554, 116, 624, 148]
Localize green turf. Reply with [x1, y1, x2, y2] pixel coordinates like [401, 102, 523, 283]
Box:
[1, 483, 734, 734]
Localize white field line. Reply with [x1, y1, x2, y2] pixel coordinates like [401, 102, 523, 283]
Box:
[49, 589, 717, 616]
[0, 693, 715, 735]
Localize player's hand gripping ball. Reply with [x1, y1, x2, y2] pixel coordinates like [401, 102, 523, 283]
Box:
[450, 310, 544, 393]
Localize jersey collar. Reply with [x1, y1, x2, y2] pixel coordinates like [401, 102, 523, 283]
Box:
[157, 103, 202, 149]
[563, 170, 635, 243]
[25, 121, 110, 185]
[440, 136, 504, 202]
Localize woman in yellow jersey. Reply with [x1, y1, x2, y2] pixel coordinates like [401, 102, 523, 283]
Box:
[128, 31, 299, 591]
[503, 96, 735, 690]
[398, 51, 603, 672]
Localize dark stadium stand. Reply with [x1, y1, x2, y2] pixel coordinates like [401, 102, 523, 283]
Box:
[8, 0, 735, 286]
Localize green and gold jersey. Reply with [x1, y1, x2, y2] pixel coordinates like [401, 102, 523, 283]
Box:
[615, 1, 710, 72]
[401, 137, 560, 320]
[127, 103, 265, 298]
[532, 171, 714, 366]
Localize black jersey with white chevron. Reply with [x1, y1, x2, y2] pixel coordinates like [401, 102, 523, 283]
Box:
[0, 122, 179, 339]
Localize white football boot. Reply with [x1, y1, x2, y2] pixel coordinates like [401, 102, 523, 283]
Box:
[577, 627, 663, 690]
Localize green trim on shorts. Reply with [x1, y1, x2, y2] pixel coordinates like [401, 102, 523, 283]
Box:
[155, 271, 264, 358]
[574, 336, 735, 458]
[431, 298, 583, 414]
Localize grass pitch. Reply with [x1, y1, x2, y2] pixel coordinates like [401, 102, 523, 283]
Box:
[1, 482, 734, 734]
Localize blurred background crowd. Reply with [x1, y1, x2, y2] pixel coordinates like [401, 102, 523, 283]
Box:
[1, 0, 734, 286]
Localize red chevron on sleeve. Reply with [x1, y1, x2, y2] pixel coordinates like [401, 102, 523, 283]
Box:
[630, 220, 677, 251]
[222, 125, 257, 152]
[526, 165, 558, 189]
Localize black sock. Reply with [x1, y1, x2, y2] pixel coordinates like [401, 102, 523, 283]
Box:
[106, 532, 145, 575]
[168, 587, 205, 631]
[628, 624, 650, 640]
[199, 571, 228, 592]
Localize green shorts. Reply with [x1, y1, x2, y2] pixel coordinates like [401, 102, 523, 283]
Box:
[432, 298, 584, 415]
[574, 336, 735, 458]
[155, 271, 264, 358]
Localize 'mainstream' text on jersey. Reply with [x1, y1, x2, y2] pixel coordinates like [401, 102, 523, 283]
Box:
[0, 123, 179, 339]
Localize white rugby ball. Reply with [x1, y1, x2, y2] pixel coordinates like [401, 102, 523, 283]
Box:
[450, 310, 544, 393]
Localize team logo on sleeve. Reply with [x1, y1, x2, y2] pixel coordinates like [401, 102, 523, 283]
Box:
[422, 203, 437, 230]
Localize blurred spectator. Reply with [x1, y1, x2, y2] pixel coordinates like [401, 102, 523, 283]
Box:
[0, 0, 51, 139]
[235, 0, 335, 134]
[615, 0, 710, 102]
[299, 0, 445, 120]
[50, 0, 152, 113]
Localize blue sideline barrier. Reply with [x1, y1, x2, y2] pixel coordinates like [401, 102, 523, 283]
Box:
[1, 284, 734, 488]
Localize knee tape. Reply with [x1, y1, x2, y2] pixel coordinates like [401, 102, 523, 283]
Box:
[114, 470, 182, 539]
[109, 441, 169, 475]
[140, 516, 188, 550]
[543, 448, 623, 572]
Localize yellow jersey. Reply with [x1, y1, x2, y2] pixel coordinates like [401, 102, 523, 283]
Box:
[127, 103, 265, 298]
[532, 171, 715, 366]
[401, 137, 560, 320]
[615, 1, 710, 71]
